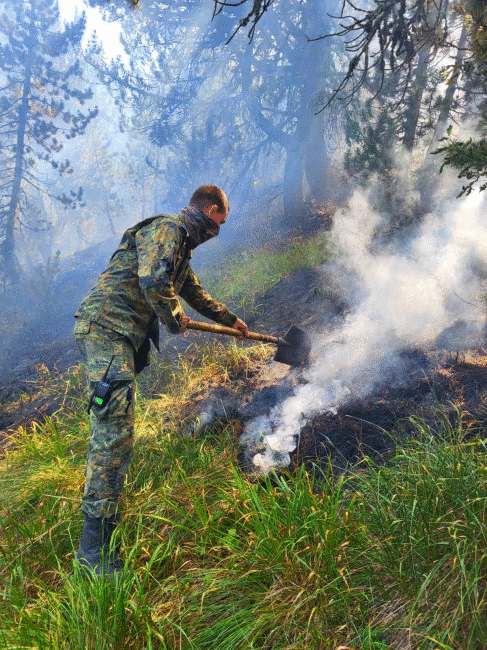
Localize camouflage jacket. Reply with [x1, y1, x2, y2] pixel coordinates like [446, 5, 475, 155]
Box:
[74, 212, 237, 352]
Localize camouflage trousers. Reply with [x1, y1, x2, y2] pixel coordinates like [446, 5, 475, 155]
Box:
[74, 319, 136, 519]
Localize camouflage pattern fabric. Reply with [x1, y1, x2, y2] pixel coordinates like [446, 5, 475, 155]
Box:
[74, 210, 238, 518]
[75, 211, 237, 354]
[75, 321, 136, 519]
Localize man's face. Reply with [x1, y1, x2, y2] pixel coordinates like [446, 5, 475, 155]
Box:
[204, 199, 229, 226]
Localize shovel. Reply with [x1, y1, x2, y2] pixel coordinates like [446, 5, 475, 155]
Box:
[186, 319, 311, 367]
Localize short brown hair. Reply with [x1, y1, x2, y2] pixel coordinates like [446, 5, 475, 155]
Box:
[189, 185, 228, 213]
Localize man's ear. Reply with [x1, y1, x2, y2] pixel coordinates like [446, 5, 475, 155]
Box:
[208, 204, 219, 216]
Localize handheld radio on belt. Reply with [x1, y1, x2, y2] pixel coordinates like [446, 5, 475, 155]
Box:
[87, 355, 116, 414]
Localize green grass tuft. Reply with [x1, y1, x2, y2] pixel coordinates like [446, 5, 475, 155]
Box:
[200, 229, 339, 314]
[1, 229, 486, 649]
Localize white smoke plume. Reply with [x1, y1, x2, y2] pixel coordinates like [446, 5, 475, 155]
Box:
[241, 183, 487, 473]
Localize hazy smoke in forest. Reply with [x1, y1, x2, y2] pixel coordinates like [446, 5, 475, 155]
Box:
[241, 176, 487, 473]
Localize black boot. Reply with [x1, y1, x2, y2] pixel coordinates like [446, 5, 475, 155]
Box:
[76, 514, 123, 577]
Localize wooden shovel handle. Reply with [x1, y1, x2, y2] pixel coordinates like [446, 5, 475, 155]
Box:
[186, 319, 280, 345]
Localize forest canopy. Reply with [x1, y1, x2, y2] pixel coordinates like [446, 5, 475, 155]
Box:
[1, 0, 486, 291]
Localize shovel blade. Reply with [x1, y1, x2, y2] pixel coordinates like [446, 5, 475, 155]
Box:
[273, 325, 311, 366]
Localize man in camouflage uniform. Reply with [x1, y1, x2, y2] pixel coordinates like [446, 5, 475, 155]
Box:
[74, 185, 248, 576]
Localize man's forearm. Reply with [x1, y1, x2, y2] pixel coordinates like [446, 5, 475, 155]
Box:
[179, 271, 237, 327]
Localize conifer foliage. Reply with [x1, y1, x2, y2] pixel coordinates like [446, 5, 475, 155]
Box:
[0, 0, 98, 287]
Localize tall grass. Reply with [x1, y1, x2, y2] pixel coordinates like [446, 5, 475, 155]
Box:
[0, 227, 486, 649]
[1, 361, 486, 649]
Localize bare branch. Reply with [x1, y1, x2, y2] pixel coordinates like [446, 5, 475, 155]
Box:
[308, 0, 450, 109]
[213, 0, 276, 44]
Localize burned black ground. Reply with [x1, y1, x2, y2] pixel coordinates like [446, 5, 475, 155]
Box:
[295, 350, 487, 476]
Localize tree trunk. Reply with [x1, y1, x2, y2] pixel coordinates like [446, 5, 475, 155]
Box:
[418, 26, 468, 210]
[427, 26, 468, 152]
[282, 136, 306, 225]
[402, 44, 432, 151]
[2, 46, 33, 286]
[304, 113, 330, 205]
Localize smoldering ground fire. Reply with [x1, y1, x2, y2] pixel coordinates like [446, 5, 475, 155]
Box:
[239, 186, 487, 475]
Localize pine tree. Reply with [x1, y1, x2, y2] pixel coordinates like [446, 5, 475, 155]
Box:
[0, 0, 98, 287]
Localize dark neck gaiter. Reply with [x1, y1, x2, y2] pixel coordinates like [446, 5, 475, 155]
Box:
[181, 205, 220, 249]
